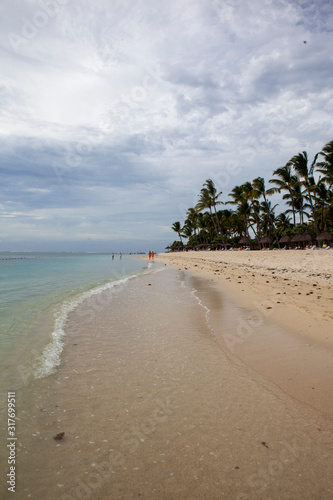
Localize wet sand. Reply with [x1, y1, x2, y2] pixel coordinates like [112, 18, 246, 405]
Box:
[156, 251, 333, 417]
[155, 250, 333, 345]
[2, 263, 333, 499]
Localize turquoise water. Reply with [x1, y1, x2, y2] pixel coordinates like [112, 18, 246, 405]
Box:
[0, 253, 150, 394]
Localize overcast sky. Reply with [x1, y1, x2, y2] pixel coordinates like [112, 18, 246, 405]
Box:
[1, 0, 332, 252]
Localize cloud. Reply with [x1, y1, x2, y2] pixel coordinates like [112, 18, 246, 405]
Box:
[0, 0, 332, 251]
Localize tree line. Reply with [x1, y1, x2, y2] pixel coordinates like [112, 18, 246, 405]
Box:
[171, 140, 333, 250]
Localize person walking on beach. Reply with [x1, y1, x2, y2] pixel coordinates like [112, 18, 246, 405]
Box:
[149, 251, 151, 260]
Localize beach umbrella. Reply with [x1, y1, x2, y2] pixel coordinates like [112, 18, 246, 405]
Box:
[260, 235, 272, 244]
[210, 243, 230, 250]
[195, 243, 208, 250]
[317, 230, 333, 242]
[279, 234, 291, 244]
[239, 236, 250, 245]
[298, 231, 313, 243]
[291, 233, 302, 243]
[214, 242, 230, 248]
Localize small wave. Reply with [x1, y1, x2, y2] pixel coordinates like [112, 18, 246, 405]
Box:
[177, 275, 215, 337]
[32, 275, 133, 380]
[190, 287, 217, 341]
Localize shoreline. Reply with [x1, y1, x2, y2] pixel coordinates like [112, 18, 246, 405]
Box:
[155, 250, 333, 347]
[155, 250, 333, 417]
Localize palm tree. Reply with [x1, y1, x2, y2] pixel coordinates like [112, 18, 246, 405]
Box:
[317, 140, 333, 188]
[171, 221, 183, 244]
[236, 198, 252, 237]
[196, 179, 224, 241]
[227, 185, 248, 233]
[170, 142, 333, 252]
[286, 151, 319, 235]
[269, 165, 299, 226]
[227, 185, 247, 231]
[182, 223, 193, 242]
[285, 181, 309, 225]
[227, 183, 261, 247]
[250, 198, 262, 245]
[196, 212, 214, 245]
[250, 177, 280, 248]
[218, 209, 234, 241]
[259, 200, 279, 236]
[185, 207, 200, 244]
[319, 189, 333, 227]
[203, 179, 224, 238]
[243, 181, 262, 247]
[315, 181, 332, 230]
[275, 212, 292, 237]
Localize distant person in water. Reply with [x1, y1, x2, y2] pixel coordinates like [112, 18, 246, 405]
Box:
[120, 252, 122, 259]
[112, 253, 114, 260]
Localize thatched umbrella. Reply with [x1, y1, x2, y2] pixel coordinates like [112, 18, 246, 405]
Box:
[279, 233, 291, 248]
[260, 235, 272, 249]
[239, 236, 250, 245]
[170, 242, 184, 252]
[195, 243, 209, 250]
[317, 230, 333, 243]
[291, 231, 313, 248]
[298, 230, 313, 243]
[291, 233, 302, 243]
[213, 243, 231, 250]
[279, 234, 291, 244]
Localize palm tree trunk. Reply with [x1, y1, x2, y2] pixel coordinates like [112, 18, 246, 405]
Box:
[248, 221, 261, 248]
[306, 186, 319, 235]
[263, 194, 280, 248]
[209, 208, 218, 235]
[249, 200, 262, 249]
[213, 205, 226, 243]
[289, 191, 296, 226]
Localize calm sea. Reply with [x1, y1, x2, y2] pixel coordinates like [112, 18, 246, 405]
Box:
[0, 252, 151, 397]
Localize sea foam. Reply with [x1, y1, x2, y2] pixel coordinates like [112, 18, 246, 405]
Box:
[32, 276, 132, 379]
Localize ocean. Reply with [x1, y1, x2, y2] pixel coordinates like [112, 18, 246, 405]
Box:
[0, 252, 152, 400]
